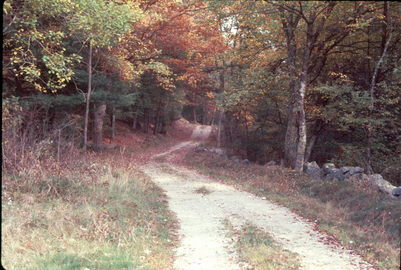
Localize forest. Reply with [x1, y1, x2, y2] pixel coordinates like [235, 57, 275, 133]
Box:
[3, 0, 401, 182]
[2, 1, 401, 269]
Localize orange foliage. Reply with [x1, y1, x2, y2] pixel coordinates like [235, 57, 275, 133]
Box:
[109, 0, 227, 93]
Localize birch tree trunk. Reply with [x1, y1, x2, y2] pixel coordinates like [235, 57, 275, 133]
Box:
[281, 3, 337, 170]
[294, 18, 314, 172]
[367, 1, 392, 173]
[294, 86, 307, 172]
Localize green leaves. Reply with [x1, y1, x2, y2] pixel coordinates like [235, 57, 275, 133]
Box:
[3, 0, 143, 94]
[4, 0, 80, 93]
[69, 0, 143, 48]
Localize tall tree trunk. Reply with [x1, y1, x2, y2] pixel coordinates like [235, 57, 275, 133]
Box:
[132, 113, 138, 130]
[144, 109, 150, 133]
[153, 105, 161, 135]
[193, 106, 197, 123]
[228, 116, 234, 143]
[111, 107, 116, 141]
[158, 105, 166, 134]
[217, 58, 226, 148]
[160, 113, 167, 134]
[142, 109, 147, 133]
[244, 114, 249, 146]
[305, 119, 324, 163]
[281, 11, 301, 168]
[217, 110, 224, 148]
[210, 107, 217, 125]
[284, 103, 298, 168]
[294, 19, 314, 172]
[57, 129, 61, 163]
[367, 1, 392, 174]
[83, 41, 93, 151]
[132, 105, 138, 130]
[202, 105, 207, 125]
[304, 134, 317, 163]
[294, 86, 307, 172]
[282, 3, 337, 170]
[93, 104, 106, 151]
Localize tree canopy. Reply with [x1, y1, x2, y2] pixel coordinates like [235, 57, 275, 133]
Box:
[3, 0, 400, 183]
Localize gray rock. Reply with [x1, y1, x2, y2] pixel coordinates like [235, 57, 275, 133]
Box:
[340, 166, 364, 179]
[322, 163, 336, 175]
[368, 174, 395, 195]
[392, 187, 401, 197]
[194, 146, 207, 153]
[305, 161, 323, 179]
[240, 159, 250, 165]
[230, 156, 242, 163]
[347, 173, 368, 183]
[210, 147, 225, 156]
[325, 168, 345, 181]
[265, 161, 277, 166]
[348, 173, 398, 198]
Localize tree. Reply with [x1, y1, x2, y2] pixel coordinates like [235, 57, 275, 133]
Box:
[207, 1, 400, 176]
[3, 0, 82, 94]
[110, 0, 225, 134]
[67, 0, 143, 150]
[305, 2, 401, 176]
[367, 1, 393, 173]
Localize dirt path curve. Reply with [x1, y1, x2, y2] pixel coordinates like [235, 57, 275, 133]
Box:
[142, 125, 374, 270]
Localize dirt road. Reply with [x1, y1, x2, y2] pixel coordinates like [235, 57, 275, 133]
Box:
[143, 125, 374, 270]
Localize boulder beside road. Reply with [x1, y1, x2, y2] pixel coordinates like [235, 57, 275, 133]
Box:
[304, 161, 323, 179]
[340, 166, 364, 179]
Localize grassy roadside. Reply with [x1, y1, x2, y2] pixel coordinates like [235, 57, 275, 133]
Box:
[2, 149, 177, 270]
[224, 220, 300, 270]
[185, 149, 401, 270]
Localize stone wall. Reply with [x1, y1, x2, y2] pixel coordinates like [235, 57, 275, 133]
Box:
[193, 146, 401, 199]
[304, 162, 401, 199]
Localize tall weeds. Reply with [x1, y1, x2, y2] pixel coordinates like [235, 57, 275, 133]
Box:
[2, 96, 82, 177]
[2, 97, 176, 269]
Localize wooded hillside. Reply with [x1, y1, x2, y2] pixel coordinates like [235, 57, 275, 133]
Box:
[3, 0, 400, 184]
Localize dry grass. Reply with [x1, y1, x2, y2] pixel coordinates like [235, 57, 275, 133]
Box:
[194, 186, 212, 195]
[185, 151, 401, 270]
[1, 107, 180, 269]
[2, 145, 178, 270]
[224, 220, 300, 270]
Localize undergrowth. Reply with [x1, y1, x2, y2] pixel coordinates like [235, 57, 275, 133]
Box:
[2, 148, 177, 270]
[185, 150, 401, 270]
